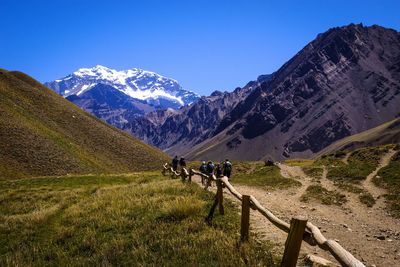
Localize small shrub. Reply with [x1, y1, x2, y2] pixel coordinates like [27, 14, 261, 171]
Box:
[301, 185, 347, 206]
[302, 166, 323, 179]
[334, 151, 347, 158]
[359, 192, 376, 207]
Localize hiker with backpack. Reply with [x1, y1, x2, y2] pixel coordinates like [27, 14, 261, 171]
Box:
[172, 156, 179, 171]
[215, 163, 223, 178]
[223, 159, 232, 179]
[199, 161, 207, 173]
[179, 157, 186, 171]
[199, 161, 207, 185]
[206, 161, 215, 176]
[179, 157, 186, 167]
[206, 161, 215, 187]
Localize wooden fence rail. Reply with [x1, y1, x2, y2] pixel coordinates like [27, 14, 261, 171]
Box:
[162, 163, 365, 267]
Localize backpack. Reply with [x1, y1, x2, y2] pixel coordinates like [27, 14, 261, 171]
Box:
[207, 163, 214, 174]
[224, 161, 232, 172]
[200, 164, 207, 173]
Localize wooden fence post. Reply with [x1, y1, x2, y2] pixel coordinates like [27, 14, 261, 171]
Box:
[281, 216, 308, 267]
[240, 195, 251, 242]
[205, 195, 219, 224]
[181, 169, 185, 182]
[204, 175, 209, 190]
[217, 179, 224, 215]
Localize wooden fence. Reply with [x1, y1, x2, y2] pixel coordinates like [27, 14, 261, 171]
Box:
[162, 163, 365, 267]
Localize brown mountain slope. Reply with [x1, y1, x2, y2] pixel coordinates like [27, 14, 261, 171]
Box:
[317, 118, 400, 156]
[124, 75, 272, 156]
[185, 24, 400, 161]
[0, 69, 169, 179]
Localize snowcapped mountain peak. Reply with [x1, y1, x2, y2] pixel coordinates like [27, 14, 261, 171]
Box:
[45, 66, 200, 109]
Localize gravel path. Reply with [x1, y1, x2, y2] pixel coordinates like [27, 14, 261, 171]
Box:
[192, 151, 400, 266]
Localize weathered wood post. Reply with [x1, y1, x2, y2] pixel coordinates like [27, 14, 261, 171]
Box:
[205, 194, 219, 224]
[204, 175, 210, 190]
[181, 168, 185, 182]
[281, 216, 308, 267]
[240, 195, 251, 242]
[217, 179, 224, 215]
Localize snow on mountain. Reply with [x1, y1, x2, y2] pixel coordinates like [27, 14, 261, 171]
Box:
[45, 65, 200, 109]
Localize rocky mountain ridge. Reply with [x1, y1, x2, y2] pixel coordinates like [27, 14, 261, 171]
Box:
[45, 65, 200, 131]
[126, 24, 400, 160]
[123, 74, 273, 155]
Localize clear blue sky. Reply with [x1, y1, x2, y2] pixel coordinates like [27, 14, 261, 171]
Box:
[1, 0, 399, 95]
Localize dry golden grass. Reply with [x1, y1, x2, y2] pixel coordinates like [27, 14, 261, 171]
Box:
[0, 171, 275, 266]
[0, 69, 169, 179]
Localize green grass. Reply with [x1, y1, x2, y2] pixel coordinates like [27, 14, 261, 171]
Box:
[335, 183, 376, 207]
[284, 159, 314, 167]
[308, 146, 392, 207]
[308, 145, 397, 207]
[317, 146, 392, 182]
[375, 151, 400, 218]
[359, 192, 376, 207]
[232, 162, 301, 189]
[302, 166, 324, 180]
[0, 172, 276, 266]
[300, 185, 347, 206]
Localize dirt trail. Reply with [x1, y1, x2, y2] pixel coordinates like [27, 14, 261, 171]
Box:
[191, 152, 400, 266]
[362, 149, 397, 209]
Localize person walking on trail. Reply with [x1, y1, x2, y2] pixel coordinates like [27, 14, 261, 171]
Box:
[179, 157, 186, 170]
[199, 161, 207, 185]
[206, 161, 215, 176]
[206, 161, 215, 187]
[215, 163, 223, 178]
[172, 156, 179, 171]
[199, 161, 207, 174]
[223, 159, 232, 179]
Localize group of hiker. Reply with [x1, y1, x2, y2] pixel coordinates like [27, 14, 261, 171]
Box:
[199, 159, 232, 179]
[170, 156, 233, 179]
[171, 156, 186, 171]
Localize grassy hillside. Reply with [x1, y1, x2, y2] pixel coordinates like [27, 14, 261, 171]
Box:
[375, 150, 400, 218]
[290, 145, 398, 208]
[0, 69, 169, 179]
[319, 146, 391, 182]
[0, 172, 274, 266]
[317, 118, 400, 156]
[232, 161, 301, 189]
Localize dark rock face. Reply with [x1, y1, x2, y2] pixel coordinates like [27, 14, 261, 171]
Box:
[285, 116, 352, 154]
[123, 77, 270, 153]
[66, 84, 155, 129]
[128, 24, 400, 160]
